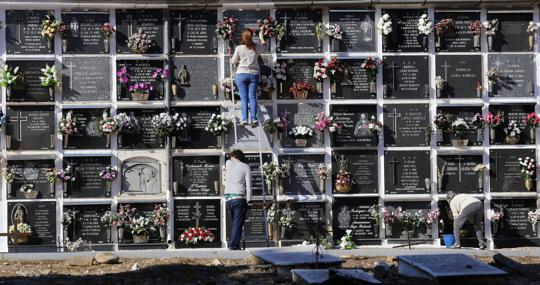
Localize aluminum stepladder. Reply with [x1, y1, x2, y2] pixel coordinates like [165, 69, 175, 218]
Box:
[228, 59, 271, 248]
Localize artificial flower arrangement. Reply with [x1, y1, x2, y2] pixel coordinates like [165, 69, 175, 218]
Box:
[19, 184, 35, 198]
[58, 20, 70, 52]
[151, 112, 175, 146]
[172, 112, 188, 136]
[377, 13, 392, 50]
[258, 74, 275, 97]
[98, 111, 117, 147]
[272, 61, 287, 94]
[256, 16, 277, 40]
[100, 211, 115, 242]
[130, 216, 156, 242]
[469, 20, 484, 50]
[362, 57, 379, 94]
[470, 113, 485, 142]
[313, 112, 342, 136]
[434, 18, 453, 48]
[0, 64, 20, 100]
[45, 168, 57, 185]
[527, 22, 538, 51]
[486, 67, 502, 93]
[151, 67, 169, 98]
[127, 28, 155, 54]
[368, 205, 381, 225]
[262, 162, 283, 190]
[335, 171, 352, 193]
[129, 82, 154, 101]
[41, 13, 59, 50]
[382, 207, 398, 235]
[526, 112, 539, 143]
[485, 111, 502, 143]
[263, 116, 287, 144]
[433, 113, 453, 134]
[314, 22, 326, 47]
[8, 223, 32, 244]
[528, 209, 540, 235]
[519, 157, 536, 191]
[504, 120, 521, 144]
[417, 14, 433, 49]
[99, 166, 118, 182]
[326, 57, 343, 93]
[62, 210, 73, 231]
[101, 22, 115, 53]
[113, 204, 134, 229]
[40, 64, 59, 100]
[325, 23, 344, 50]
[339, 229, 355, 250]
[451, 117, 469, 146]
[288, 81, 313, 100]
[58, 111, 79, 148]
[152, 204, 169, 240]
[114, 112, 140, 138]
[367, 115, 383, 135]
[179, 226, 215, 246]
[205, 113, 232, 137]
[288, 125, 315, 147]
[219, 77, 234, 100]
[313, 58, 329, 93]
[57, 165, 76, 184]
[278, 215, 294, 229]
[116, 66, 131, 88]
[434, 76, 445, 96]
[483, 19, 499, 51]
[215, 16, 238, 42]
[2, 168, 15, 184]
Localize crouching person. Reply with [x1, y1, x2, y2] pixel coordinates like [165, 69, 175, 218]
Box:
[447, 191, 487, 250]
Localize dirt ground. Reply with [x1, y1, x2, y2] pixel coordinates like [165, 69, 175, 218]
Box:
[0, 255, 539, 285]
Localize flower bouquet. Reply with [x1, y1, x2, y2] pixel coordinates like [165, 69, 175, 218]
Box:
[101, 22, 115, 53]
[262, 162, 282, 192]
[8, 223, 32, 245]
[45, 168, 57, 196]
[289, 82, 313, 99]
[504, 121, 521, 145]
[434, 76, 445, 97]
[0, 65, 20, 101]
[527, 22, 538, 51]
[528, 209, 540, 236]
[129, 82, 153, 101]
[434, 18, 453, 48]
[116, 66, 130, 98]
[485, 112, 502, 143]
[61, 210, 73, 239]
[424, 208, 440, 237]
[314, 22, 325, 50]
[272, 61, 287, 94]
[58, 111, 79, 148]
[313, 112, 342, 139]
[518, 157, 536, 191]
[339, 229, 355, 250]
[152, 204, 169, 241]
[526, 112, 539, 143]
[98, 111, 118, 147]
[326, 57, 343, 94]
[325, 23, 344, 51]
[451, 117, 469, 147]
[382, 207, 398, 237]
[101, 210, 115, 242]
[151, 67, 169, 98]
[216, 16, 238, 52]
[367, 115, 383, 136]
[417, 14, 433, 50]
[288, 125, 314, 147]
[99, 166, 118, 195]
[58, 20, 70, 53]
[151, 112, 175, 147]
[398, 209, 424, 247]
[335, 171, 352, 193]
[483, 19, 499, 51]
[205, 114, 232, 147]
[486, 68, 502, 93]
[41, 13, 59, 51]
[127, 28, 155, 53]
[113, 204, 134, 242]
[39, 64, 59, 100]
[368, 205, 381, 225]
[471, 113, 484, 143]
[362, 57, 379, 94]
[263, 117, 287, 143]
[469, 20, 483, 50]
[19, 184, 37, 199]
[130, 216, 155, 243]
[114, 112, 140, 148]
[57, 165, 76, 196]
[258, 74, 275, 98]
[171, 112, 188, 147]
[179, 227, 215, 246]
[219, 77, 234, 100]
[434, 113, 452, 143]
[256, 16, 276, 41]
[2, 168, 15, 196]
[377, 13, 392, 50]
[313, 59, 328, 93]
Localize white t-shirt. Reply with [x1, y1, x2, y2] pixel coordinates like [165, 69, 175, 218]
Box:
[230, 43, 266, 75]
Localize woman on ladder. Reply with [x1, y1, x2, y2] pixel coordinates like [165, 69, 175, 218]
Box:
[230, 28, 267, 127]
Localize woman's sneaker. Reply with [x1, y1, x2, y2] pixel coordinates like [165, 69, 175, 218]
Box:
[251, 120, 259, 127]
[240, 121, 248, 126]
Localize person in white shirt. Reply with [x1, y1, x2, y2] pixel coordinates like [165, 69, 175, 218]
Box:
[447, 191, 487, 249]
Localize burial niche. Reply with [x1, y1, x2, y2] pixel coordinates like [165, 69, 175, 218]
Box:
[121, 157, 161, 196]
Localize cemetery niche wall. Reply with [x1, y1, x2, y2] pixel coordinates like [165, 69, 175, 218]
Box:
[0, 3, 540, 253]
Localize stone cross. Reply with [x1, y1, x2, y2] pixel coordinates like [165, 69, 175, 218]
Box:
[492, 152, 502, 181]
[387, 108, 402, 138]
[442, 60, 451, 81]
[192, 202, 202, 227]
[456, 155, 464, 182]
[389, 61, 399, 89]
[11, 112, 28, 141]
[177, 15, 186, 42]
[126, 15, 136, 37]
[389, 156, 400, 185]
[281, 12, 291, 37]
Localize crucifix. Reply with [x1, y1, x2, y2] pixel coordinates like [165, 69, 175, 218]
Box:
[179, 161, 185, 185]
[70, 16, 80, 37]
[387, 108, 402, 138]
[442, 60, 451, 81]
[126, 15, 136, 37]
[65, 61, 76, 90]
[389, 156, 400, 185]
[176, 14, 186, 42]
[389, 61, 399, 89]
[456, 155, 464, 183]
[10, 112, 28, 141]
[492, 152, 502, 181]
[281, 12, 291, 38]
[13, 14, 24, 44]
[192, 202, 202, 227]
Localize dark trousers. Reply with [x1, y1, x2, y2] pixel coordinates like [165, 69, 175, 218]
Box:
[453, 201, 486, 247]
[227, 199, 247, 249]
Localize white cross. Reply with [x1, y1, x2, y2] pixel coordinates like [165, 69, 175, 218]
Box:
[126, 15, 135, 37]
[442, 60, 451, 81]
[192, 202, 202, 227]
[13, 14, 24, 44]
[10, 112, 28, 141]
[456, 155, 464, 183]
[65, 61, 76, 90]
[387, 108, 402, 138]
[177, 14, 186, 41]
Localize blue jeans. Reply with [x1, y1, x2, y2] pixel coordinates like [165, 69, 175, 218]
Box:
[235, 73, 259, 122]
[227, 199, 247, 249]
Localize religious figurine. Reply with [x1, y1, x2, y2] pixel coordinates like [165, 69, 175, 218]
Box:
[342, 64, 353, 85]
[437, 163, 446, 192]
[354, 113, 371, 137]
[360, 14, 373, 42]
[266, 203, 276, 240]
[338, 155, 348, 173]
[337, 206, 351, 229]
[11, 204, 27, 226]
[177, 65, 190, 86]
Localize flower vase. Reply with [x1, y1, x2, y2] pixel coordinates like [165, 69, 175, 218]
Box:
[6, 183, 12, 198]
[63, 135, 69, 148]
[106, 134, 111, 148]
[5, 135, 11, 150]
[331, 81, 337, 94]
[477, 88, 482, 98]
[525, 178, 534, 191]
[171, 84, 178, 97]
[530, 128, 536, 144]
[294, 138, 307, 147]
[117, 83, 124, 99]
[488, 35, 494, 51]
[133, 234, 150, 244]
[159, 227, 166, 242]
[106, 181, 111, 196]
[473, 35, 481, 50]
[451, 138, 469, 148]
[171, 136, 177, 148]
[118, 134, 124, 148]
[159, 136, 166, 148]
[492, 222, 498, 235]
[316, 81, 323, 93]
[104, 227, 111, 243]
[476, 129, 483, 143]
[103, 38, 110, 53]
[63, 181, 69, 197]
[435, 35, 442, 48]
[335, 183, 351, 193]
[422, 35, 428, 51]
[214, 180, 219, 194]
[488, 80, 494, 94]
[478, 175, 484, 190]
[426, 225, 432, 237]
[331, 38, 339, 51]
[48, 86, 55, 101]
[131, 92, 149, 101]
[294, 90, 308, 99]
[269, 133, 275, 145]
[62, 38, 68, 53]
[217, 135, 224, 148]
[173, 181, 179, 196]
[529, 35, 535, 51]
[63, 229, 68, 240]
[266, 181, 273, 195]
[279, 179, 285, 194]
[490, 128, 496, 144]
[318, 38, 323, 51]
[212, 84, 218, 98]
[49, 182, 55, 197]
[385, 225, 392, 238]
[6, 87, 11, 101]
[280, 226, 286, 239]
[532, 223, 538, 237]
[382, 35, 389, 51]
[436, 87, 442, 98]
[278, 81, 284, 95]
[369, 81, 376, 95]
[24, 191, 38, 199]
[319, 178, 326, 191]
[157, 81, 165, 99]
[117, 227, 125, 243]
[47, 38, 53, 52]
[11, 236, 28, 245]
[505, 135, 520, 145]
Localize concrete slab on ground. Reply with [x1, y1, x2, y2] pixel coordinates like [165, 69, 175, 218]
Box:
[291, 269, 382, 285]
[249, 247, 343, 267]
[291, 269, 329, 284]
